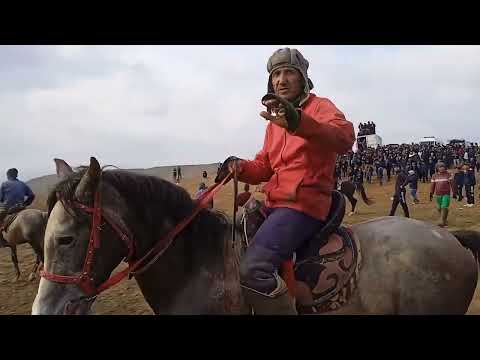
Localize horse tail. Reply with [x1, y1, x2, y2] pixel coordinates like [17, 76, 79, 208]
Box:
[451, 230, 480, 265]
[357, 184, 374, 206]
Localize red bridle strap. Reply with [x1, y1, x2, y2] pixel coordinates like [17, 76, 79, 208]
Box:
[117, 172, 233, 277]
[41, 172, 233, 297]
[41, 190, 104, 296]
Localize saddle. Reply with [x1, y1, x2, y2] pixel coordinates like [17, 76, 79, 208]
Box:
[239, 191, 362, 314]
[0, 205, 25, 233]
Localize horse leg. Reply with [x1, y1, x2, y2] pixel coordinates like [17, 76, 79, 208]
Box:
[0, 230, 10, 248]
[28, 254, 41, 282]
[10, 246, 21, 281]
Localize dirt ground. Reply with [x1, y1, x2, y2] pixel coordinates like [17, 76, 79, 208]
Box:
[1, 171, 479, 315]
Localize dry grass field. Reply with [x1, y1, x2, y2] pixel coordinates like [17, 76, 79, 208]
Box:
[1, 166, 479, 315]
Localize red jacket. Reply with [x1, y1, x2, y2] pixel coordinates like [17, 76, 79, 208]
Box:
[238, 93, 355, 221]
[430, 172, 454, 196]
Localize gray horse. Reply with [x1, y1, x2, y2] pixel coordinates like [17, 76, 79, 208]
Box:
[32, 157, 479, 315]
[1, 209, 47, 281]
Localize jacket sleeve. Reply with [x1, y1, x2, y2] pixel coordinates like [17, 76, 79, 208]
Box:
[0, 183, 4, 203]
[291, 98, 355, 154]
[430, 176, 436, 195]
[238, 124, 274, 185]
[23, 184, 35, 206]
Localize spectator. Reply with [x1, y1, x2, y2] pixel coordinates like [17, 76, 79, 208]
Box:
[236, 183, 253, 207]
[463, 163, 476, 207]
[453, 165, 464, 202]
[430, 162, 455, 227]
[389, 170, 410, 218]
[194, 183, 213, 209]
[406, 170, 419, 204]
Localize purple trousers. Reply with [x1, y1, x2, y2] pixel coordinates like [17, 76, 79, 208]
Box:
[239, 207, 324, 296]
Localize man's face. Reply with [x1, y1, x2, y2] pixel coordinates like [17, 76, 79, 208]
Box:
[271, 66, 304, 102]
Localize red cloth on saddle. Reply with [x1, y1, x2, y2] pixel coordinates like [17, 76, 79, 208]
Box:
[238, 94, 355, 221]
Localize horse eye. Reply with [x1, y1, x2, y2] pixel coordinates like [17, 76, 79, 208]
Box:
[57, 236, 75, 246]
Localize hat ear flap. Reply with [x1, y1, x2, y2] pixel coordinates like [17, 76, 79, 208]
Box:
[307, 78, 314, 91]
[267, 73, 274, 93]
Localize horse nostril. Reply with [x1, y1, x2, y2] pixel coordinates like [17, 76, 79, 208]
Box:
[58, 236, 74, 246]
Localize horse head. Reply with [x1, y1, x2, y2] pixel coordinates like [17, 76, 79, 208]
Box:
[32, 157, 131, 315]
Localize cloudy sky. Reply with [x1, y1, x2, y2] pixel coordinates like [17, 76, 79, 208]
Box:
[1, 45, 479, 180]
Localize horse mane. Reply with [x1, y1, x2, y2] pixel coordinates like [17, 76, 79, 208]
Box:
[47, 167, 230, 268]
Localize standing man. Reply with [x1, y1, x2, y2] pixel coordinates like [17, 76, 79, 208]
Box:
[237, 183, 254, 208]
[215, 48, 355, 314]
[430, 162, 455, 227]
[177, 166, 182, 182]
[463, 163, 476, 207]
[194, 183, 213, 209]
[351, 164, 364, 189]
[453, 164, 464, 202]
[377, 162, 384, 186]
[420, 161, 428, 183]
[406, 169, 419, 204]
[389, 169, 410, 218]
[0, 168, 35, 248]
[172, 167, 178, 183]
[386, 158, 392, 182]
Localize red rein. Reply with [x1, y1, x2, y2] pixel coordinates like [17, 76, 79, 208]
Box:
[40, 173, 234, 298]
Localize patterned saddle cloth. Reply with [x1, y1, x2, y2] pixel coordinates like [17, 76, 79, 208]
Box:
[239, 192, 362, 314]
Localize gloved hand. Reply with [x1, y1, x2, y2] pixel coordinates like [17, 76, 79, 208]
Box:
[260, 93, 300, 132]
[215, 156, 244, 183]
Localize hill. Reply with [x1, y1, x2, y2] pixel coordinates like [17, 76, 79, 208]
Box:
[26, 163, 221, 210]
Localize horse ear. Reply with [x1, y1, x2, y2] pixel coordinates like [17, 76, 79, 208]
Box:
[54, 158, 73, 179]
[74, 157, 102, 203]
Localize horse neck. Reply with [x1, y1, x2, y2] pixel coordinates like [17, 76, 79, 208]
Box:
[131, 210, 247, 314]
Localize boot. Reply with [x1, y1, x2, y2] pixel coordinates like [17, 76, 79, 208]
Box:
[438, 208, 449, 227]
[243, 288, 297, 315]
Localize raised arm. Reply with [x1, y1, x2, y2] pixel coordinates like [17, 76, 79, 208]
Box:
[291, 98, 355, 154]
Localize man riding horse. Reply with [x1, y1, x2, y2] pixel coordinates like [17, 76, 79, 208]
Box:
[0, 168, 35, 248]
[216, 48, 355, 315]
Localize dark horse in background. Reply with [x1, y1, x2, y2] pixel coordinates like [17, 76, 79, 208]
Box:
[33, 157, 479, 315]
[338, 179, 374, 215]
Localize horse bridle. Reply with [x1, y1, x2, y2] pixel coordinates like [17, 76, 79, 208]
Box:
[40, 190, 136, 298]
[40, 171, 235, 300]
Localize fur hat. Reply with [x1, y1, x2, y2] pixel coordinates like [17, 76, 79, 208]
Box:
[267, 48, 313, 103]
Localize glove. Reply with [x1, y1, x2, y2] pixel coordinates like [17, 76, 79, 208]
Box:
[429, 193, 433, 202]
[215, 156, 244, 183]
[261, 93, 300, 132]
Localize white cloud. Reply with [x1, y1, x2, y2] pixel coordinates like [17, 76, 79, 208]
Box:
[0, 45, 479, 181]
